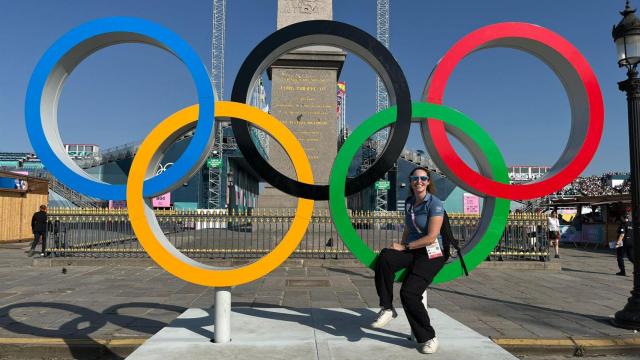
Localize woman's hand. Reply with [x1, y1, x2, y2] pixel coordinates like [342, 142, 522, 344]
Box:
[389, 242, 406, 251]
[423, 237, 437, 246]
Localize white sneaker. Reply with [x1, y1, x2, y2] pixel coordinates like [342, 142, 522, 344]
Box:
[371, 308, 397, 328]
[418, 337, 439, 354]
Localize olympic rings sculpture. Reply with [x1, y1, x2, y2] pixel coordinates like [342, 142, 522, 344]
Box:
[25, 17, 603, 287]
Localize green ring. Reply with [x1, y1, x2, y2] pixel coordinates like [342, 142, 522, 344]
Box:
[328, 102, 510, 284]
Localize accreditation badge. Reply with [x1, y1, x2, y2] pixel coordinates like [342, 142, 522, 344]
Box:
[426, 242, 444, 259]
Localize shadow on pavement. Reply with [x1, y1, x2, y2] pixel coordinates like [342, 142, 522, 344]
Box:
[234, 306, 415, 348]
[562, 267, 618, 276]
[432, 288, 612, 327]
[323, 266, 374, 279]
[0, 302, 186, 360]
[167, 312, 216, 339]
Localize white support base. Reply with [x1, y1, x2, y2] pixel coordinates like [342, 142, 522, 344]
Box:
[126, 307, 516, 359]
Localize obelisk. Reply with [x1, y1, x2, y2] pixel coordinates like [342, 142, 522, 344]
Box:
[257, 0, 345, 209]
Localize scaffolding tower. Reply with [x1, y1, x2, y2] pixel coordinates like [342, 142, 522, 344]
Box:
[208, 0, 226, 209]
[375, 0, 390, 116]
[374, 0, 391, 211]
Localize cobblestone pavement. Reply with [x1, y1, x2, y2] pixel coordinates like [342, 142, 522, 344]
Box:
[0, 243, 638, 356]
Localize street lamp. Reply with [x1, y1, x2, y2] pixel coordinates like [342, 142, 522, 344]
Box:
[227, 171, 234, 212]
[612, 0, 640, 330]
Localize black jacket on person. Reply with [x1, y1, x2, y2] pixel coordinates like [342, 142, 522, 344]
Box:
[617, 221, 633, 247]
[31, 210, 47, 233]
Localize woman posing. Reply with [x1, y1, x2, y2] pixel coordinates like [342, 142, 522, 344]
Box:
[372, 166, 446, 354]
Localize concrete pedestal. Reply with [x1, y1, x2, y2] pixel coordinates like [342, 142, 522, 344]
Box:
[126, 307, 516, 360]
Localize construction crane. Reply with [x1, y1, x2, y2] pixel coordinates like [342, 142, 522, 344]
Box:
[208, 0, 226, 209]
[374, 0, 391, 211]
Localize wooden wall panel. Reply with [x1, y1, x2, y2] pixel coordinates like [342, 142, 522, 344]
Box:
[0, 192, 48, 243]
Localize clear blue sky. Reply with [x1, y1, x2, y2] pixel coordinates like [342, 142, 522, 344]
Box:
[0, 0, 631, 176]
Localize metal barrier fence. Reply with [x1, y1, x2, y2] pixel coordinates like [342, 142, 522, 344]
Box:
[43, 209, 549, 261]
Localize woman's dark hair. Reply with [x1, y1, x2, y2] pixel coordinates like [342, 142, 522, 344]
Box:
[408, 166, 435, 196]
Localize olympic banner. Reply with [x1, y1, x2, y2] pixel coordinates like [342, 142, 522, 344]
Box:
[25, 18, 603, 287]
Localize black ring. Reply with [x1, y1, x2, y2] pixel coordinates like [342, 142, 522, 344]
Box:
[231, 20, 411, 200]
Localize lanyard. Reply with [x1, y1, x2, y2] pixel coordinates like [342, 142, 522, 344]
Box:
[409, 194, 431, 235]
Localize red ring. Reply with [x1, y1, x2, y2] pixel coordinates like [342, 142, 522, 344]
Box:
[425, 22, 604, 200]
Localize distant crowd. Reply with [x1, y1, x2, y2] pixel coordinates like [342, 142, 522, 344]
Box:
[552, 171, 630, 197]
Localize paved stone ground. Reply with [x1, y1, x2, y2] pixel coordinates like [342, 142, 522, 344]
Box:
[0, 242, 638, 358]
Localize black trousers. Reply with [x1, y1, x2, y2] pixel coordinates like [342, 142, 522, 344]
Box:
[617, 245, 634, 272]
[374, 248, 445, 343]
[30, 231, 46, 253]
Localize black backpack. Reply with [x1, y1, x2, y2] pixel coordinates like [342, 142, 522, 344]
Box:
[441, 210, 469, 276]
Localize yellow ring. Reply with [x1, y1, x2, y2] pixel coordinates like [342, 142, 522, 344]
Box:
[127, 101, 314, 286]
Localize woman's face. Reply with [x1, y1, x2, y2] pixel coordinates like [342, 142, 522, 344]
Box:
[410, 169, 429, 195]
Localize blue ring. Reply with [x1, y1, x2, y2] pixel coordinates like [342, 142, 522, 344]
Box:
[25, 17, 214, 200]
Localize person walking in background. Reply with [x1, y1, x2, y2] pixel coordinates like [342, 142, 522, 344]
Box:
[616, 213, 634, 276]
[29, 204, 48, 257]
[547, 210, 561, 259]
[372, 166, 445, 354]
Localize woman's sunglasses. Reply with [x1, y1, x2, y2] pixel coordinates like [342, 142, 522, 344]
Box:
[409, 175, 429, 182]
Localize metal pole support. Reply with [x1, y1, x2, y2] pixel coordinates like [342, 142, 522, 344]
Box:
[214, 287, 231, 343]
[614, 69, 640, 330]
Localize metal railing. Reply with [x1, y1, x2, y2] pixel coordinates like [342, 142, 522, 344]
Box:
[43, 209, 549, 261]
[74, 142, 139, 169]
[48, 176, 103, 208]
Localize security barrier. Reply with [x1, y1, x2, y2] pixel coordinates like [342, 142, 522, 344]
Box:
[44, 208, 548, 261]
